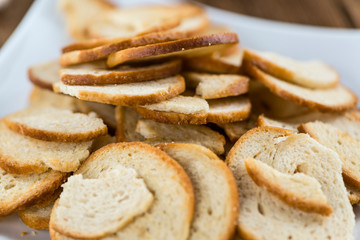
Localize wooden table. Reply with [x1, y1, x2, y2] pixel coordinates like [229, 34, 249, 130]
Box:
[0, 0, 359, 47]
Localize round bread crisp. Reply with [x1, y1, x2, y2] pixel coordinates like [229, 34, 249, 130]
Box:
[53, 75, 185, 106]
[4, 107, 107, 142]
[245, 63, 357, 112]
[158, 143, 238, 240]
[50, 142, 194, 240]
[0, 169, 67, 217]
[107, 33, 239, 67]
[28, 60, 60, 90]
[60, 32, 187, 66]
[18, 202, 54, 230]
[0, 122, 92, 174]
[60, 59, 182, 85]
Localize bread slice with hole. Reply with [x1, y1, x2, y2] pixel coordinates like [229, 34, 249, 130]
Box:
[115, 107, 145, 142]
[244, 157, 332, 216]
[0, 169, 67, 217]
[135, 119, 226, 155]
[28, 60, 61, 90]
[61, 59, 182, 85]
[244, 49, 339, 89]
[0, 122, 92, 174]
[60, 32, 186, 66]
[53, 75, 185, 106]
[29, 87, 78, 111]
[183, 72, 249, 99]
[50, 142, 194, 240]
[107, 33, 239, 67]
[4, 107, 107, 142]
[244, 63, 357, 112]
[226, 127, 354, 240]
[298, 121, 360, 190]
[157, 143, 238, 240]
[184, 47, 243, 74]
[133, 95, 251, 124]
[51, 166, 154, 239]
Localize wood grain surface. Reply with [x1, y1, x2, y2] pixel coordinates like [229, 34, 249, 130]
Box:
[0, 0, 359, 47]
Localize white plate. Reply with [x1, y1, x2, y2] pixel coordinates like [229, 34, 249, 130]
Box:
[0, 0, 360, 239]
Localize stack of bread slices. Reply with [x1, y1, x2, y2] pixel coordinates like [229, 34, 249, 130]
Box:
[1, 0, 360, 239]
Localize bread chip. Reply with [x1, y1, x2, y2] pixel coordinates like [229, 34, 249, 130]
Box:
[217, 114, 259, 142]
[226, 127, 354, 239]
[0, 169, 67, 217]
[50, 142, 194, 240]
[133, 95, 251, 124]
[4, 107, 107, 142]
[184, 47, 243, 74]
[158, 143, 238, 240]
[61, 59, 181, 85]
[135, 119, 226, 155]
[183, 72, 249, 99]
[245, 63, 357, 112]
[244, 49, 339, 89]
[298, 121, 360, 190]
[60, 32, 187, 66]
[29, 87, 78, 111]
[53, 75, 185, 106]
[51, 167, 154, 239]
[28, 60, 60, 90]
[245, 157, 332, 216]
[18, 202, 54, 230]
[0, 122, 92, 174]
[107, 33, 239, 67]
[115, 107, 144, 142]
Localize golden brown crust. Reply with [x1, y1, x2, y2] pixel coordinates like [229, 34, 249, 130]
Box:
[3, 118, 107, 143]
[243, 49, 340, 89]
[244, 157, 332, 216]
[107, 33, 239, 67]
[132, 106, 207, 125]
[60, 31, 187, 66]
[53, 75, 186, 106]
[115, 106, 126, 142]
[62, 37, 126, 53]
[207, 109, 250, 124]
[18, 210, 51, 230]
[0, 171, 68, 217]
[0, 153, 48, 175]
[244, 62, 358, 112]
[184, 55, 240, 74]
[157, 143, 239, 240]
[61, 59, 182, 85]
[28, 67, 53, 91]
[203, 76, 249, 99]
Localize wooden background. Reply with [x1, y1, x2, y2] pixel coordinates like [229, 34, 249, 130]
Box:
[0, 0, 359, 47]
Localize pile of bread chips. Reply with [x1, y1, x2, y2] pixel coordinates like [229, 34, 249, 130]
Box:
[0, 1, 359, 239]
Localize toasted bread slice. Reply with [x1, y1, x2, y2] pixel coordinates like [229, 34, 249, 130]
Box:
[18, 201, 55, 230]
[184, 47, 243, 74]
[28, 60, 61, 90]
[244, 49, 339, 89]
[60, 32, 187, 66]
[51, 167, 154, 239]
[91, 134, 116, 152]
[207, 96, 251, 123]
[169, 13, 209, 37]
[134, 95, 251, 125]
[217, 114, 258, 142]
[245, 63, 357, 112]
[183, 72, 249, 99]
[135, 119, 225, 155]
[158, 143, 238, 240]
[107, 33, 239, 67]
[4, 107, 107, 142]
[59, 0, 115, 40]
[75, 100, 116, 130]
[50, 142, 194, 240]
[0, 169, 67, 217]
[61, 59, 181, 85]
[53, 75, 185, 106]
[245, 157, 332, 216]
[115, 107, 144, 142]
[29, 87, 78, 111]
[257, 115, 298, 132]
[0, 122, 92, 174]
[226, 127, 354, 239]
[298, 121, 360, 190]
